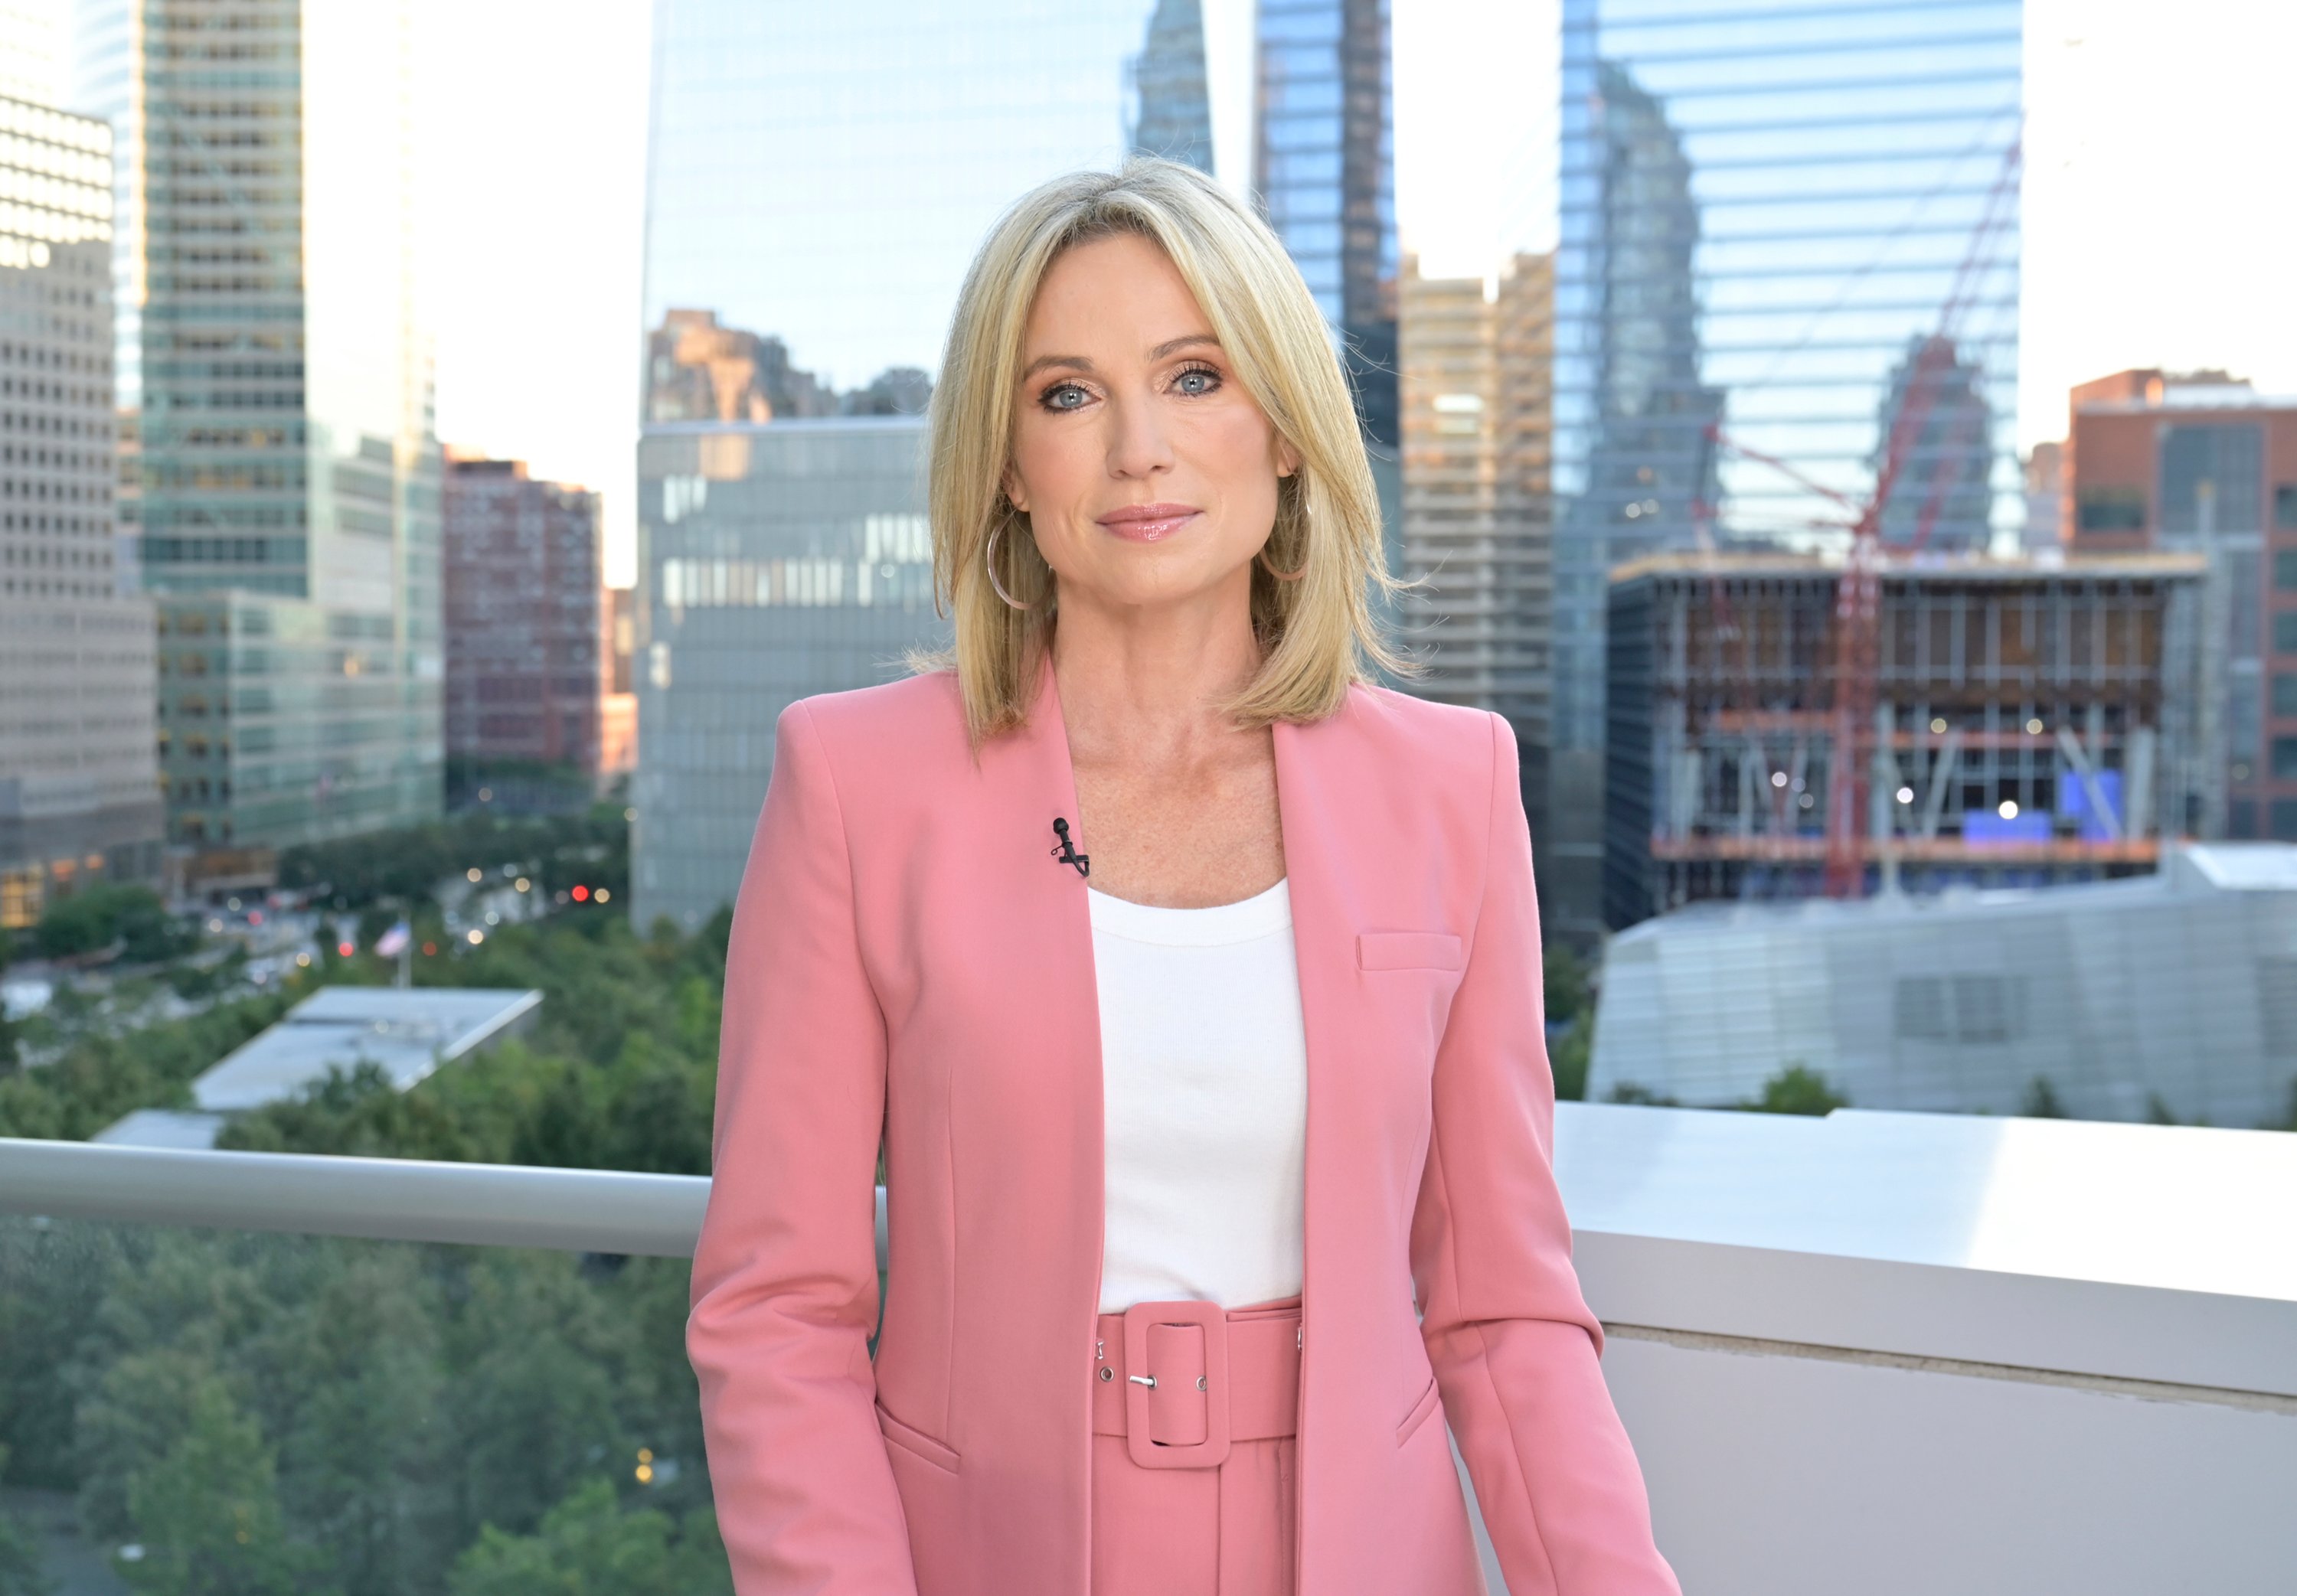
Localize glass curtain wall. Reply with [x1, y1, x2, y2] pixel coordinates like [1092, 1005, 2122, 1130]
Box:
[1547, 0, 2024, 936]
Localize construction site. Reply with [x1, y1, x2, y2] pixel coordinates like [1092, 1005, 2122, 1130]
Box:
[1603, 550, 2216, 926]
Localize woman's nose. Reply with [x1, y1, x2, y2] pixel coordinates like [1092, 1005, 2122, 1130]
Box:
[1104, 390, 1175, 479]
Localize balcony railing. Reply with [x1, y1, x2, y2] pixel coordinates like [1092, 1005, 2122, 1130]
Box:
[4, 1103, 2293, 1594]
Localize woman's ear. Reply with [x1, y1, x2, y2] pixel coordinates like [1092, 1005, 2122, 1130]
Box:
[1001, 465, 1029, 514]
[1274, 437, 1303, 479]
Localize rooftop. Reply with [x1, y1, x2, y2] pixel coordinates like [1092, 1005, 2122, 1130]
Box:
[91, 985, 543, 1148]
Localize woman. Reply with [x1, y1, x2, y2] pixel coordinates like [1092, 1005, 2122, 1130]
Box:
[688, 158, 1678, 1596]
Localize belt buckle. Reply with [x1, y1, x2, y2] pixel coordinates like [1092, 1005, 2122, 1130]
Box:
[1120, 1299, 1230, 1470]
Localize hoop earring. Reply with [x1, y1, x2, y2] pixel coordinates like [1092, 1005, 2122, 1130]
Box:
[985, 521, 1033, 611]
[1256, 498, 1309, 582]
[1256, 546, 1309, 582]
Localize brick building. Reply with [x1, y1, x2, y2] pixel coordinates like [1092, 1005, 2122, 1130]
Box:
[2066, 370, 2297, 840]
[442, 455, 606, 808]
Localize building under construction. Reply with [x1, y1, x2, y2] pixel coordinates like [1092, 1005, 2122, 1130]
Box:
[1603, 551, 2217, 927]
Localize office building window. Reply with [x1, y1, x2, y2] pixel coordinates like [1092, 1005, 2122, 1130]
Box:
[2159, 424, 2263, 534]
[2077, 488, 2146, 533]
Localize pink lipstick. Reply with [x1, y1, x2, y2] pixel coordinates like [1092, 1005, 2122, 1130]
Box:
[1096, 502, 1201, 542]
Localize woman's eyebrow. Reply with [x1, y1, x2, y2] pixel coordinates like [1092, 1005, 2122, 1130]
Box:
[1019, 335, 1222, 383]
[1019, 353, 1094, 381]
[1149, 334, 1220, 360]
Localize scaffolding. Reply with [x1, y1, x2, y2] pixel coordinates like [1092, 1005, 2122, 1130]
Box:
[1603, 550, 2215, 926]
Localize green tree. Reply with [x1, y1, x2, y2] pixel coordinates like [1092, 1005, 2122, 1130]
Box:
[1543, 943, 1593, 1030]
[119, 1379, 316, 1596]
[0, 989, 294, 1141]
[446, 1253, 631, 1540]
[1605, 1082, 1679, 1106]
[2021, 1075, 2067, 1118]
[33, 886, 194, 966]
[0, 1442, 52, 1596]
[1548, 1020, 1590, 1103]
[447, 1477, 731, 1596]
[1743, 1064, 1848, 1116]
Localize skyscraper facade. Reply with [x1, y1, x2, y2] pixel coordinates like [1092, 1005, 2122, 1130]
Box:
[442, 456, 606, 809]
[1128, 0, 1213, 170]
[86, 1, 442, 855]
[1398, 253, 1554, 834]
[0, 89, 160, 929]
[1254, 0, 1397, 451]
[1549, 0, 2023, 937]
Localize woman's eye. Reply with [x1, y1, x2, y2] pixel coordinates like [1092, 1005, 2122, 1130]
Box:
[1175, 367, 1218, 396]
[1042, 383, 1089, 411]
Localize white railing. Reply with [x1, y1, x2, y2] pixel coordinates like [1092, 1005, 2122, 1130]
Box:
[3, 1105, 2293, 1596]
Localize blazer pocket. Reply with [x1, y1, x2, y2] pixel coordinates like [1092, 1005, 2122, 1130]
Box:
[1396, 1375, 1443, 1446]
[1358, 932, 1464, 972]
[875, 1400, 960, 1475]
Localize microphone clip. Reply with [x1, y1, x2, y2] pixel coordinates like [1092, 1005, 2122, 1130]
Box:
[1050, 817, 1090, 879]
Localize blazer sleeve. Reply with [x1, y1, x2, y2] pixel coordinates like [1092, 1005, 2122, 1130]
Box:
[1407, 711, 1680, 1595]
[688, 700, 917, 1594]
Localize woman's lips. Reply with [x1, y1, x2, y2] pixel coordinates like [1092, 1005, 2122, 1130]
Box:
[1096, 503, 1201, 542]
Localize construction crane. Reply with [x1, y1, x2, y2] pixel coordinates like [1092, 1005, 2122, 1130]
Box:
[1700, 139, 2024, 897]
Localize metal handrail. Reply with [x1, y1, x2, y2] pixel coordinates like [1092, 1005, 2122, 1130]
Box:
[0, 1135, 712, 1258]
[0, 1135, 897, 1267]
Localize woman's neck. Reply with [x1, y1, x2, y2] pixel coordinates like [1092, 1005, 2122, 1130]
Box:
[1050, 576, 1261, 763]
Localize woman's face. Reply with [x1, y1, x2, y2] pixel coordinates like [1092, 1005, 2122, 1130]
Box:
[1005, 232, 1298, 619]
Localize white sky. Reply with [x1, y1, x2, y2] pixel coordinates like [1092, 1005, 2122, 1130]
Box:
[49, 0, 2292, 586]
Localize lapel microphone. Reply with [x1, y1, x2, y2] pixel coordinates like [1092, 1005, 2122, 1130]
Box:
[1050, 817, 1090, 878]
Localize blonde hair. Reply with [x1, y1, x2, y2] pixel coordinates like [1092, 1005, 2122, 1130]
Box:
[923, 156, 1403, 742]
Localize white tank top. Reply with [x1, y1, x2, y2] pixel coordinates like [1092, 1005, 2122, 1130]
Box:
[1087, 877, 1309, 1314]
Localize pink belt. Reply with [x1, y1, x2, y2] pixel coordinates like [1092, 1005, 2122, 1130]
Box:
[1091, 1297, 1302, 1470]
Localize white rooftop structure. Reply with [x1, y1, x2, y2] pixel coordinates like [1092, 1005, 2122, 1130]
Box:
[1590, 843, 2297, 1126]
[94, 985, 541, 1149]
[91, 1108, 230, 1150]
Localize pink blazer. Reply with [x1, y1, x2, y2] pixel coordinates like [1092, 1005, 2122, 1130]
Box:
[689, 665, 1678, 1596]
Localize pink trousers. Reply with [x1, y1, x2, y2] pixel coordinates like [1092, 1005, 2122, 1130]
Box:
[1089, 1297, 1302, 1596]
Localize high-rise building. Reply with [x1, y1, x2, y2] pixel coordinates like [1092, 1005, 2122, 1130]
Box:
[0, 88, 161, 930]
[80, 1, 442, 857]
[1398, 253, 1554, 833]
[1254, 0, 1397, 452]
[1550, 0, 2023, 938]
[2065, 369, 2297, 842]
[1128, 0, 1213, 170]
[600, 586, 637, 785]
[442, 455, 605, 811]
[635, 402, 935, 932]
[2023, 440, 2064, 556]
[1872, 335, 1997, 556]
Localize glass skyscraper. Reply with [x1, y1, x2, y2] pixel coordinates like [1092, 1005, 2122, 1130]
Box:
[0, 88, 162, 929]
[74, 0, 443, 857]
[1255, 0, 1397, 450]
[1547, 0, 2023, 937]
